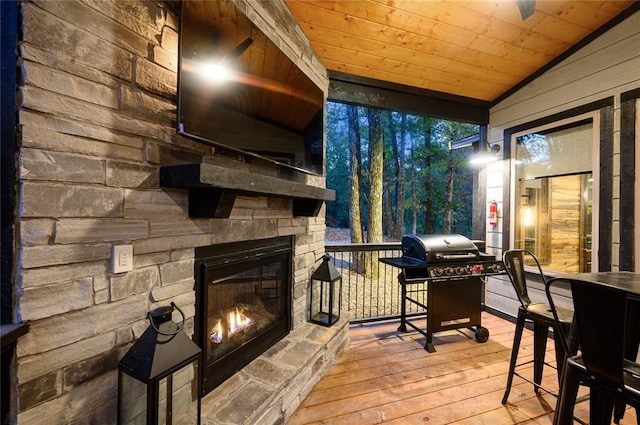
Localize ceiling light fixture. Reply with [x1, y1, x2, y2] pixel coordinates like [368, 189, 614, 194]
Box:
[516, 0, 536, 20]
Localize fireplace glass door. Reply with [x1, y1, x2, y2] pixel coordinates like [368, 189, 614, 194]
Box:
[195, 237, 292, 394]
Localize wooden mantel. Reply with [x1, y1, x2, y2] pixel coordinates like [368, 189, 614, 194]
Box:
[160, 163, 335, 218]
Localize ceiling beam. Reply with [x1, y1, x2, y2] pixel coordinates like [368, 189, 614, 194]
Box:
[328, 71, 490, 125]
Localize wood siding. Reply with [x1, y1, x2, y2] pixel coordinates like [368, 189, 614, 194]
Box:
[485, 11, 640, 317]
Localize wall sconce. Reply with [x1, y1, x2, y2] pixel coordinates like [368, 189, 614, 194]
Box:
[469, 143, 501, 166]
[118, 302, 201, 425]
[521, 206, 535, 228]
[309, 254, 342, 327]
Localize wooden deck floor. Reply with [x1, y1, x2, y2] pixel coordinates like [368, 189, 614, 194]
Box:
[288, 312, 638, 424]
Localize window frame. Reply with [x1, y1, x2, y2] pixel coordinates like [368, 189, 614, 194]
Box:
[500, 97, 615, 272]
[508, 112, 600, 273]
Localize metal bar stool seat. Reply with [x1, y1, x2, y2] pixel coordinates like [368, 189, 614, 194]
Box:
[501, 250, 574, 405]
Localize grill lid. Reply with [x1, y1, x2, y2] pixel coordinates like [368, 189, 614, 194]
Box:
[402, 234, 480, 263]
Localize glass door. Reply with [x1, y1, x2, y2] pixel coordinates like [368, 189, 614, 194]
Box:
[512, 117, 597, 273]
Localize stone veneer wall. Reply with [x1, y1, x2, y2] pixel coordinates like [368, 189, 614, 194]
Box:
[12, 1, 345, 423]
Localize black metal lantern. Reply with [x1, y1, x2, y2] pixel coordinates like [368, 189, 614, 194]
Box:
[309, 254, 342, 327]
[118, 302, 201, 425]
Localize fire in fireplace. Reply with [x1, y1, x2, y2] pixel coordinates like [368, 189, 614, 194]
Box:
[194, 237, 292, 395]
[208, 306, 253, 345]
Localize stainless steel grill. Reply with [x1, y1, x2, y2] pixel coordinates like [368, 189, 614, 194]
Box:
[380, 234, 505, 352]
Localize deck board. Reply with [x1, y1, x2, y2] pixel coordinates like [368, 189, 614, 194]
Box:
[288, 312, 638, 424]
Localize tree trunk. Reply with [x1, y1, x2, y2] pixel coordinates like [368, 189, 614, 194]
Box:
[347, 105, 365, 273]
[444, 153, 454, 233]
[366, 108, 384, 276]
[394, 114, 407, 238]
[409, 134, 418, 234]
[383, 112, 395, 238]
[348, 105, 364, 245]
[423, 118, 433, 234]
[383, 182, 393, 236]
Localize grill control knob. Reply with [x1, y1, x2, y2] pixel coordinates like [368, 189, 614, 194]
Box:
[455, 266, 465, 275]
[432, 268, 444, 277]
[487, 264, 500, 273]
[444, 267, 454, 276]
[473, 264, 484, 274]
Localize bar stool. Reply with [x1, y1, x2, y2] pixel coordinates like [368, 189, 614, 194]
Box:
[549, 277, 640, 425]
[501, 250, 574, 404]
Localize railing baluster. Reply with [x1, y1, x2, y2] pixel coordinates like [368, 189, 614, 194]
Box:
[326, 242, 427, 323]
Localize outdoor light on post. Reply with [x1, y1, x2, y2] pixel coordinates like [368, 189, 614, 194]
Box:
[309, 254, 342, 327]
[118, 302, 201, 425]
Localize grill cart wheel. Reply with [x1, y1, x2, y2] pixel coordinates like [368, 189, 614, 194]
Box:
[475, 326, 490, 343]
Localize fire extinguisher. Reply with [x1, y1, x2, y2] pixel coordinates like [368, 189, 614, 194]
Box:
[488, 200, 498, 226]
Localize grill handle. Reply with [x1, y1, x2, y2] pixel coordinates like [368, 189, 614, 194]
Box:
[435, 253, 478, 260]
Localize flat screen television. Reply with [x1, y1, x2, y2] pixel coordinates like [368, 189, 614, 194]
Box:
[177, 0, 325, 175]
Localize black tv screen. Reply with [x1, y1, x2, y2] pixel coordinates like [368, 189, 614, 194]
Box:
[177, 0, 325, 175]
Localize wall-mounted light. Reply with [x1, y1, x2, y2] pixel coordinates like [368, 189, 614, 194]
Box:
[521, 206, 535, 228]
[469, 143, 501, 166]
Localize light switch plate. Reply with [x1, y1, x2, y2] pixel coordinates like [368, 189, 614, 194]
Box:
[112, 245, 133, 273]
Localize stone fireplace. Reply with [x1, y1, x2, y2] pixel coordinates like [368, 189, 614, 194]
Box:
[6, 1, 349, 424]
[194, 237, 292, 394]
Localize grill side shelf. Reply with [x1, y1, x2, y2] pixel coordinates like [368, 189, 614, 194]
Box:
[379, 257, 425, 268]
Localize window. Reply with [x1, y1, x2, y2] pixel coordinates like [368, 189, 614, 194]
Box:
[511, 115, 598, 273]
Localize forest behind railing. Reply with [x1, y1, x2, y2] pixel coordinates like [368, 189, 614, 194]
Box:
[326, 242, 429, 323]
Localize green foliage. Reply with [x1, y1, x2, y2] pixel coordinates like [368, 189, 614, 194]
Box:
[325, 103, 351, 227]
[326, 101, 478, 238]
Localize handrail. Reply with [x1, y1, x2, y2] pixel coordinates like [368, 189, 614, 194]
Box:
[326, 242, 401, 252]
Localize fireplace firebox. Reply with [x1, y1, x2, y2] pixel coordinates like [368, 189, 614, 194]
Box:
[194, 237, 292, 395]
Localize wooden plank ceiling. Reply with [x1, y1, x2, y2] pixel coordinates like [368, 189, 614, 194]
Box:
[285, 0, 637, 103]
